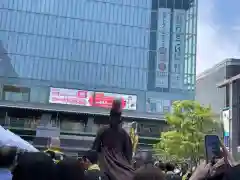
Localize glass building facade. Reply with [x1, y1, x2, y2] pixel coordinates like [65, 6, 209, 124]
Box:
[0, 0, 197, 115]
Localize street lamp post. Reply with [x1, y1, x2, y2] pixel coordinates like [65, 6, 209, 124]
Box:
[217, 74, 240, 157]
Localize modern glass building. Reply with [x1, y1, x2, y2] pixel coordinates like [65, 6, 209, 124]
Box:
[0, 0, 197, 153]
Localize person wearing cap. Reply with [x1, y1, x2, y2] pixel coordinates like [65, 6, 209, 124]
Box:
[92, 99, 135, 180]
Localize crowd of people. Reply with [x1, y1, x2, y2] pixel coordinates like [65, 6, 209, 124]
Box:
[0, 99, 239, 180]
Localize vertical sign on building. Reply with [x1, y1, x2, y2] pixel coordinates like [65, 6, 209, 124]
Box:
[222, 109, 230, 149]
[155, 8, 171, 88]
[170, 9, 186, 89]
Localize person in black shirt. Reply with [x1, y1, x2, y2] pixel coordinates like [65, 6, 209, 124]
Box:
[92, 99, 135, 180]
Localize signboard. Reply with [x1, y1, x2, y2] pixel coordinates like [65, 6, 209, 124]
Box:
[155, 8, 171, 88]
[49, 88, 137, 111]
[49, 87, 93, 106]
[94, 92, 137, 110]
[170, 9, 186, 89]
[222, 109, 230, 148]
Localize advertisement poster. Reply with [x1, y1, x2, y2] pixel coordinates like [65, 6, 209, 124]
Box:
[170, 9, 186, 89]
[222, 109, 230, 148]
[94, 92, 137, 110]
[49, 87, 94, 106]
[155, 8, 171, 88]
[49, 88, 137, 111]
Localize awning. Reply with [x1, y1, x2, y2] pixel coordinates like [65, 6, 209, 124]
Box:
[0, 100, 165, 120]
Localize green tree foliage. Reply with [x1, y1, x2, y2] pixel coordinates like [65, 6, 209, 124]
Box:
[153, 100, 221, 164]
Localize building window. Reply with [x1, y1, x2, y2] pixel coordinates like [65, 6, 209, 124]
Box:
[2, 85, 30, 102]
[30, 87, 49, 104]
[146, 98, 171, 113]
[0, 84, 2, 100]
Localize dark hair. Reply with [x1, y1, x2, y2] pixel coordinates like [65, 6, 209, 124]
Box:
[86, 150, 98, 164]
[165, 162, 175, 172]
[158, 162, 166, 171]
[133, 166, 165, 180]
[12, 152, 56, 180]
[0, 146, 18, 168]
[56, 158, 85, 180]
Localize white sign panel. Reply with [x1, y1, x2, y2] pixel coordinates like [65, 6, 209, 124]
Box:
[155, 8, 171, 88]
[222, 109, 230, 136]
[170, 9, 186, 89]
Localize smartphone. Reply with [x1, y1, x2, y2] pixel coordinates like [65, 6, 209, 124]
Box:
[205, 135, 221, 163]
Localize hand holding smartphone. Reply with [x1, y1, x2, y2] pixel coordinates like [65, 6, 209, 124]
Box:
[204, 135, 221, 164]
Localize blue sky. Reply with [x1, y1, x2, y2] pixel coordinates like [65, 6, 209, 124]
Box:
[197, 0, 240, 73]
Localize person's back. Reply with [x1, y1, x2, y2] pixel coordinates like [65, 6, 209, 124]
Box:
[12, 152, 56, 180]
[92, 99, 134, 180]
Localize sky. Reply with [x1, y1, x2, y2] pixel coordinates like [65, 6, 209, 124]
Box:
[197, 0, 240, 74]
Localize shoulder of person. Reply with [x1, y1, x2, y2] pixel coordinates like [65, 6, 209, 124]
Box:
[85, 169, 105, 180]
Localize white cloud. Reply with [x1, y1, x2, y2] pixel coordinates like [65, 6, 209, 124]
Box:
[196, 0, 240, 74]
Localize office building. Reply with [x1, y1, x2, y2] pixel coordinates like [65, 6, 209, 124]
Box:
[196, 58, 240, 115]
[0, 0, 197, 154]
[196, 58, 240, 153]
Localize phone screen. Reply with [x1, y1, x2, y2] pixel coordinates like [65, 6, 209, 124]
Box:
[205, 135, 221, 163]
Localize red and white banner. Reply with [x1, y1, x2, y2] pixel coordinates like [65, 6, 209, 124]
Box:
[49, 88, 94, 106]
[49, 88, 137, 110]
[94, 92, 137, 110]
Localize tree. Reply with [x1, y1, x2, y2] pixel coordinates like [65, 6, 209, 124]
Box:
[153, 100, 221, 164]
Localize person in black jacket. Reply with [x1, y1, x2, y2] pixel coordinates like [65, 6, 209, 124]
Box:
[12, 152, 56, 180]
[92, 99, 134, 180]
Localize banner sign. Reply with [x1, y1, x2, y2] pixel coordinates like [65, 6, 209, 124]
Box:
[155, 8, 171, 88]
[49, 87, 93, 106]
[170, 9, 186, 89]
[94, 92, 137, 110]
[49, 88, 137, 111]
[222, 109, 230, 148]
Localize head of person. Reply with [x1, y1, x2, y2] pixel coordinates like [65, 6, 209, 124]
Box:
[158, 162, 166, 172]
[85, 150, 98, 166]
[181, 163, 188, 174]
[49, 137, 61, 150]
[0, 146, 18, 169]
[109, 99, 122, 128]
[56, 157, 85, 180]
[12, 152, 56, 180]
[133, 165, 165, 180]
[165, 162, 175, 172]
